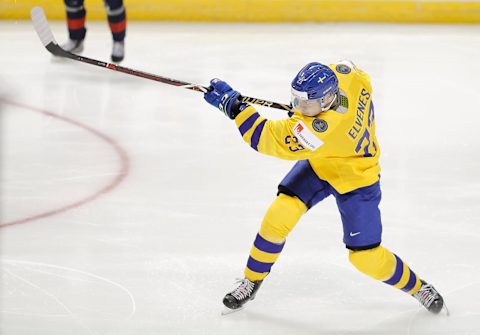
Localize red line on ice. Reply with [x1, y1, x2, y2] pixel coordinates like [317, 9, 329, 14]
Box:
[0, 100, 130, 228]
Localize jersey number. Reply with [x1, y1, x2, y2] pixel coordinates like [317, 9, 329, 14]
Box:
[285, 135, 305, 152]
[354, 102, 377, 157]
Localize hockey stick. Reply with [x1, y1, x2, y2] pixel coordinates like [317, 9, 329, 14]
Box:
[30, 6, 292, 112]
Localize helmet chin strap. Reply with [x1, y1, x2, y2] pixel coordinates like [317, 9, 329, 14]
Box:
[321, 93, 338, 112]
[301, 93, 339, 117]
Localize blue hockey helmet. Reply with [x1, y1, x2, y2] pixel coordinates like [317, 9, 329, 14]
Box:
[291, 62, 339, 116]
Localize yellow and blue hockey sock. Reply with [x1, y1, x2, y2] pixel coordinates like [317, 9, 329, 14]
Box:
[244, 232, 285, 281]
[349, 246, 422, 295]
[244, 194, 307, 281]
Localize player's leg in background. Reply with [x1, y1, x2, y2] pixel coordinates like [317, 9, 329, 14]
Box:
[63, 0, 86, 52]
[223, 160, 330, 310]
[104, 0, 126, 62]
[334, 181, 445, 314]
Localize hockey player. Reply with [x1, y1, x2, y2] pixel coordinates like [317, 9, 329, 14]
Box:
[204, 61, 446, 314]
[61, 0, 127, 62]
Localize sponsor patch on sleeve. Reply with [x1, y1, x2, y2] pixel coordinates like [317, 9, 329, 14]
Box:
[292, 120, 323, 151]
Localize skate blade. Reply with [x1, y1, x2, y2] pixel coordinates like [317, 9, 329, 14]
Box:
[442, 302, 450, 316]
[221, 306, 244, 316]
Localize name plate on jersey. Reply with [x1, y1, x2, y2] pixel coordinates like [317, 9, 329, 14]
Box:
[292, 120, 323, 151]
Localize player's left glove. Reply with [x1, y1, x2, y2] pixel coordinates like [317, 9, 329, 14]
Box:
[204, 79, 247, 120]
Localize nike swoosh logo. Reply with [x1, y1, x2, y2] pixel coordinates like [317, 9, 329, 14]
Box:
[349, 232, 361, 237]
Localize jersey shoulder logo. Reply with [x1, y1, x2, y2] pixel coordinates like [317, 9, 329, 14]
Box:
[336, 64, 351, 74]
[292, 120, 323, 151]
[312, 119, 328, 132]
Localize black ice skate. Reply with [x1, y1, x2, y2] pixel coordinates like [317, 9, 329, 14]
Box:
[412, 280, 446, 314]
[223, 278, 263, 311]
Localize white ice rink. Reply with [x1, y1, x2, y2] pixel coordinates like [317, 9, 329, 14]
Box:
[1, 19, 480, 335]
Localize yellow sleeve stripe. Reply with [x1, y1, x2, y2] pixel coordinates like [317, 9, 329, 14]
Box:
[239, 112, 261, 138]
[249, 245, 281, 263]
[234, 106, 257, 129]
[246, 119, 267, 151]
[234, 107, 268, 151]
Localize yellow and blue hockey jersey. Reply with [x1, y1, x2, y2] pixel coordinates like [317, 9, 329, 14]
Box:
[234, 61, 380, 194]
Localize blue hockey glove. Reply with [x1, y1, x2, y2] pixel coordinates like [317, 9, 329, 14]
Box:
[204, 79, 247, 119]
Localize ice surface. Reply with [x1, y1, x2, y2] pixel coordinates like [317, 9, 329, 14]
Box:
[1, 20, 480, 335]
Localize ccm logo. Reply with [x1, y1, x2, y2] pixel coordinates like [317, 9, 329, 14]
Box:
[242, 97, 273, 107]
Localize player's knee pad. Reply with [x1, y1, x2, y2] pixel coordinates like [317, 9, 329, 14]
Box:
[349, 246, 396, 281]
[259, 194, 307, 243]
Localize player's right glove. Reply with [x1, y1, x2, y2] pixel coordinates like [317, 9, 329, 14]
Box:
[204, 79, 247, 120]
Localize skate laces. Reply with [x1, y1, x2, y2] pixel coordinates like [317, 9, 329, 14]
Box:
[413, 283, 437, 308]
[230, 278, 255, 300]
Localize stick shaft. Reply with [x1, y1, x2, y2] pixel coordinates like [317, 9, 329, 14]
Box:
[32, 6, 292, 111]
[46, 44, 208, 92]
